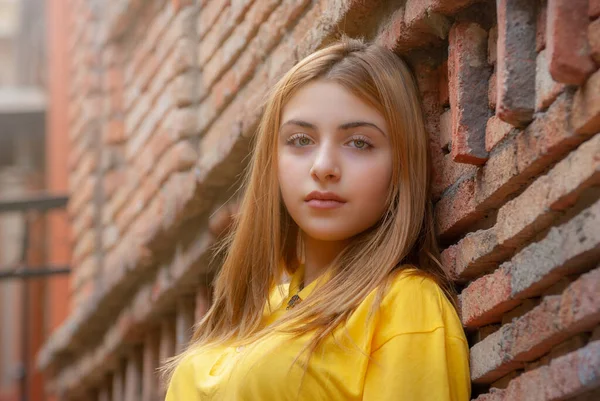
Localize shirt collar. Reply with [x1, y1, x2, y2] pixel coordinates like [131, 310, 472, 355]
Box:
[287, 263, 333, 302]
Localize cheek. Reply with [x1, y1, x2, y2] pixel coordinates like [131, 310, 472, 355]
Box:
[277, 152, 302, 203]
[351, 155, 392, 200]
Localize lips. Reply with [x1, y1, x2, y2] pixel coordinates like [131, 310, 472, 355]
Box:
[304, 191, 347, 210]
[304, 191, 347, 203]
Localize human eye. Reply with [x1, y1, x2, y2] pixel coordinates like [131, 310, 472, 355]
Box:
[347, 135, 373, 150]
[286, 133, 314, 147]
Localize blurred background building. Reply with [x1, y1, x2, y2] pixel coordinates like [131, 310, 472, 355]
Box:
[0, 0, 598, 400]
[0, 0, 70, 400]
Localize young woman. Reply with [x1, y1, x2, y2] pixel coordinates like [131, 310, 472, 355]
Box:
[162, 36, 471, 400]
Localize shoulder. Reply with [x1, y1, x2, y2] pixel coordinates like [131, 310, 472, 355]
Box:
[375, 265, 463, 340]
[165, 351, 201, 400]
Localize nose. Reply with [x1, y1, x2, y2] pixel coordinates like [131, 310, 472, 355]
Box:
[310, 142, 341, 182]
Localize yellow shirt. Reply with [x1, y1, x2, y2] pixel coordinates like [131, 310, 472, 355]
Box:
[165, 266, 471, 400]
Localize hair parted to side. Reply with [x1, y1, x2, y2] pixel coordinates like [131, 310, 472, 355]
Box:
[160, 35, 456, 383]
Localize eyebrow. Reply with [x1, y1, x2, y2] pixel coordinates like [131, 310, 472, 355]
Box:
[280, 119, 387, 137]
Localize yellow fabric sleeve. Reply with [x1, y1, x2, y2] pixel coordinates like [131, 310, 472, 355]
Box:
[362, 327, 471, 400]
[165, 355, 201, 401]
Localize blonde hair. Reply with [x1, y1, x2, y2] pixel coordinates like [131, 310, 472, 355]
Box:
[160, 36, 455, 383]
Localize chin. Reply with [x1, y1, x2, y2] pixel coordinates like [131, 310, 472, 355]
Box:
[300, 225, 361, 242]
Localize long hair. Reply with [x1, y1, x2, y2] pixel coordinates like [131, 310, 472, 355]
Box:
[160, 36, 455, 382]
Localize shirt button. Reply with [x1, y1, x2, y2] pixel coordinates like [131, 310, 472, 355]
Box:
[236, 345, 245, 352]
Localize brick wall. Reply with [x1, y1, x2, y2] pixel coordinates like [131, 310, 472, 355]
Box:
[39, 0, 600, 399]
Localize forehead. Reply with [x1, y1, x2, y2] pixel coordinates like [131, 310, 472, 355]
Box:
[280, 79, 387, 130]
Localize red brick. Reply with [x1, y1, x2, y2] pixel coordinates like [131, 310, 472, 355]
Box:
[136, 131, 175, 178]
[471, 268, 600, 383]
[448, 22, 491, 164]
[438, 61, 449, 106]
[546, 0, 596, 85]
[590, 18, 600, 65]
[431, 153, 478, 201]
[171, 0, 193, 13]
[590, 0, 600, 18]
[460, 265, 518, 327]
[441, 227, 505, 280]
[472, 388, 505, 401]
[439, 109, 452, 150]
[170, 70, 199, 107]
[434, 176, 482, 238]
[515, 94, 573, 180]
[488, 25, 498, 65]
[571, 68, 600, 135]
[535, 49, 566, 111]
[536, 0, 547, 52]
[103, 169, 125, 199]
[136, 53, 160, 93]
[199, 0, 232, 40]
[103, 119, 126, 145]
[73, 232, 94, 266]
[462, 173, 600, 327]
[486, 115, 513, 152]
[105, 67, 123, 93]
[476, 139, 520, 205]
[488, 70, 497, 110]
[496, 0, 536, 126]
[405, 0, 483, 15]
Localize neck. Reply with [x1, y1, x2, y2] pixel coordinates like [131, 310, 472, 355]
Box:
[301, 234, 350, 287]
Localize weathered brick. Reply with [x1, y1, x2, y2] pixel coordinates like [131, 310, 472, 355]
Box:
[535, 49, 566, 111]
[103, 169, 125, 199]
[431, 153, 478, 201]
[515, 93, 573, 180]
[460, 265, 517, 328]
[404, 0, 484, 16]
[441, 227, 506, 280]
[476, 139, 519, 205]
[592, 0, 600, 18]
[485, 115, 513, 152]
[496, 0, 536, 126]
[170, 70, 199, 107]
[589, 18, 600, 65]
[546, 0, 595, 85]
[439, 108, 452, 150]
[490, 370, 519, 390]
[471, 268, 600, 383]
[571, 67, 600, 135]
[462, 197, 600, 327]
[488, 70, 497, 110]
[438, 61, 449, 106]
[536, 0, 547, 52]
[488, 25, 497, 65]
[202, 0, 280, 89]
[73, 231, 95, 265]
[103, 119, 126, 145]
[434, 176, 481, 240]
[198, 0, 232, 40]
[448, 22, 491, 164]
[498, 133, 600, 249]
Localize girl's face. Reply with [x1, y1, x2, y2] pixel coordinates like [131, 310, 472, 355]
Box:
[277, 79, 393, 242]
